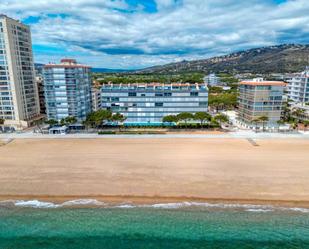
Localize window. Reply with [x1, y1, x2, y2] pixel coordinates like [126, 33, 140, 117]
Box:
[199, 102, 208, 107]
[155, 93, 163, 97]
[128, 92, 136, 97]
[164, 92, 172, 96]
[155, 102, 163, 107]
[190, 92, 198, 96]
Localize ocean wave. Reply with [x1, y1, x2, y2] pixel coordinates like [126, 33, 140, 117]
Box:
[1, 199, 309, 213]
[245, 208, 273, 212]
[14, 200, 60, 208]
[61, 199, 105, 206]
[115, 204, 136, 208]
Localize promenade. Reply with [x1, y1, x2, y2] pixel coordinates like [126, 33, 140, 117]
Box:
[1, 130, 309, 140]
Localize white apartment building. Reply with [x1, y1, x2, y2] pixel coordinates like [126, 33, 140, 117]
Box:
[0, 15, 40, 130]
[285, 67, 309, 104]
[204, 73, 219, 86]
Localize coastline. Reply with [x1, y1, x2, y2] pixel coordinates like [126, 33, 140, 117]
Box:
[2, 195, 309, 209]
[1, 138, 309, 210]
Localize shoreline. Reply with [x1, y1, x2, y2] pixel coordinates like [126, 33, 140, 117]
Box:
[1, 138, 309, 209]
[2, 195, 309, 208]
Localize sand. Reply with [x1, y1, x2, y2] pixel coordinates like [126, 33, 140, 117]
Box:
[1, 138, 309, 206]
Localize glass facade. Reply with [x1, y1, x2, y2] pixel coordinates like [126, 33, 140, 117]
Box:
[101, 83, 208, 124]
[43, 61, 92, 121]
[238, 82, 285, 127]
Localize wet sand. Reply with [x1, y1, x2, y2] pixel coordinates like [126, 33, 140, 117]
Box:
[1, 138, 309, 206]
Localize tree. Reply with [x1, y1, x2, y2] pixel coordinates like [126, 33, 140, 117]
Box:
[162, 115, 178, 123]
[45, 119, 58, 127]
[303, 120, 309, 131]
[110, 113, 127, 131]
[176, 112, 194, 128]
[214, 113, 229, 128]
[252, 118, 261, 132]
[194, 112, 212, 126]
[258, 116, 269, 132]
[60, 116, 77, 126]
[277, 120, 285, 132]
[0, 118, 4, 125]
[83, 110, 112, 130]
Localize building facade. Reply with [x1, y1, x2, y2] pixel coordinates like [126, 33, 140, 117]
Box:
[237, 78, 286, 129]
[101, 83, 208, 124]
[91, 87, 101, 111]
[204, 73, 219, 86]
[36, 76, 46, 114]
[0, 15, 40, 130]
[285, 67, 309, 104]
[43, 59, 92, 121]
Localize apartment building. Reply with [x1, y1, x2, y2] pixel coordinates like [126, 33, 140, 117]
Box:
[204, 73, 219, 86]
[101, 83, 208, 124]
[91, 87, 101, 111]
[0, 15, 40, 130]
[36, 76, 46, 114]
[285, 67, 309, 104]
[237, 78, 286, 129]
[43, 59, 92, 121]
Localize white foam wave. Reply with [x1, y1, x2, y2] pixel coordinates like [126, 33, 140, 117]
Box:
[14, 200, 60, 208]
[115, 204, 136, 208]
[279, 207, 309, 213]
[1, 199, 309, 213]
[61, 199, 105, 206]
[246, 208, 273, 212]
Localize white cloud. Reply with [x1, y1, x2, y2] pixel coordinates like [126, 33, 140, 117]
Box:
[1, 0, 309, 68]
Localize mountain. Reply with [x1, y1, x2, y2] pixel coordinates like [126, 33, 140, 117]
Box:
[91, 68, 131, 73]
[136, 44, 309, 74]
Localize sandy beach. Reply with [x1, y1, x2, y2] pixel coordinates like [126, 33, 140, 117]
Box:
[1, 138, 309, 206]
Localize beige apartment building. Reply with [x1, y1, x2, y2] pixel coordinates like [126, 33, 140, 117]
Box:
[237, 78, 286, 130]
[0, 15, 40, 130]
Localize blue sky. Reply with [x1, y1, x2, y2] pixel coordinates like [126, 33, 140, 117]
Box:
[1, 0, 308, 69]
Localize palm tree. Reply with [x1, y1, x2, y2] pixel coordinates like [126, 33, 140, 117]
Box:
[277, 120, 285, 132]
[214, 113, 229, 128]
[258, 116, 269, 132]
[292, 108, 305, 118]
[252, 118, 261, 132]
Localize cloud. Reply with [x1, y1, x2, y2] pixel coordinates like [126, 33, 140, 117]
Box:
[1, 0, 309, 68]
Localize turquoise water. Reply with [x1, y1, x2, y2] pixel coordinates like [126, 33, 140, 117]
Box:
[0, 204, 309, 249]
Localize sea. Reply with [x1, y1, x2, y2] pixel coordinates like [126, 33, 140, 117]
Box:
[0, 200, 309, 249]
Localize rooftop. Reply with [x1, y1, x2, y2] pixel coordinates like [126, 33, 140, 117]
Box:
[44, 59, 91, 69]
[240, 78, 286, 86]
[101, 82, 208, 91]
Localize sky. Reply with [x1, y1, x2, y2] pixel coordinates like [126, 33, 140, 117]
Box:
[1, 0, 309, 69]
